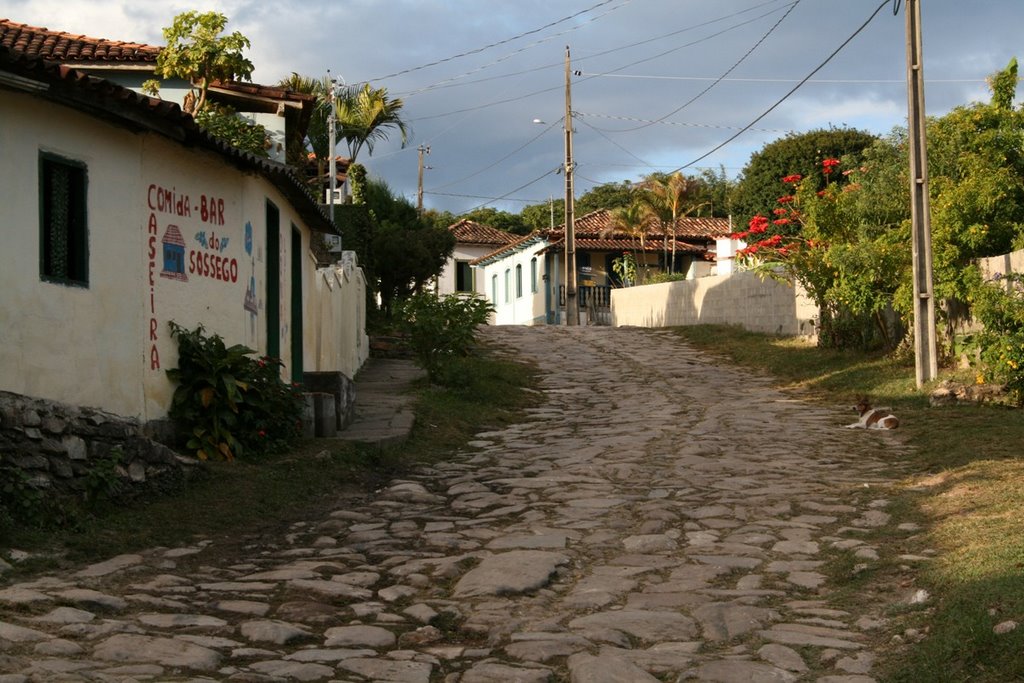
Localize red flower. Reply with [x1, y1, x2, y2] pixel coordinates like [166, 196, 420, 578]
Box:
[822, 158, 840, 167]
[816, 190, 827, 197]
[782, 174, 802, 184]
[772, 208, 789, 216]
[258, 430, 267, 437]
[777, 195, 794, 204]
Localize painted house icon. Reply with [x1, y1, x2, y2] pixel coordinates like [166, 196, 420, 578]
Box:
[160, 224, 188, 281]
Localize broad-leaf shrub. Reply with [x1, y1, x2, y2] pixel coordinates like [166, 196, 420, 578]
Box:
[395, 293, 494, 382]
[966, 272, 1024, 404]
[167, 323, 303, 460]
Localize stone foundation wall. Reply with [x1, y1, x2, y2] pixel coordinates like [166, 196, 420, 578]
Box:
[0, 391, 197, 497]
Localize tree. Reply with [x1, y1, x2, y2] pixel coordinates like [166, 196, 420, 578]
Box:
[521, 199, 563, 231]
[731, 127, 878, 230]
[576, 180, 635, 215]
[361, 178, 454, 316]
[643, 172, 691, 274]
[146, 11, 267, 157]
[147, 11, 253, 114]
[277, 72, 332, 173]
[460, 207, 528, 235]
[607, 200, 655, 284]
[336, 84, 409, 164]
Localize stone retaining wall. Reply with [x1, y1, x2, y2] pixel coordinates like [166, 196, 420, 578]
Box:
[0, 391, 196, 497]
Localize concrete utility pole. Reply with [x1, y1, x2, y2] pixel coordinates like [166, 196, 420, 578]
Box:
[563, 46, 579, 326]
[905, 0, 938, 387]
[328, 70, 339, 210]
[417, 144, 430, 215]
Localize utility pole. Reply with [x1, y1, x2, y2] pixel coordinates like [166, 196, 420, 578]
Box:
[417, 144, 430, 215]
[328, 70, 338, 210]
[563, 46, 578, 326]
[905, 0, 938, 387]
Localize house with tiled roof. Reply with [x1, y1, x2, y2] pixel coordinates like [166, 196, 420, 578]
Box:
[468, 209, 737, 325]
[0, 41, 367, 430]
[436, 219, 518, 297]
[0, 18, 316, 166]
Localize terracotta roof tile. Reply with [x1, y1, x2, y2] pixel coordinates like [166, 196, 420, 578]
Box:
[448, 219, 518, 246]
[0, 18, 160, 63]
[563, 209, 731, 239]
[0, 45, 332, 236]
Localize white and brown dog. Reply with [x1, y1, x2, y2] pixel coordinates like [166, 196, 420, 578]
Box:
[846, 396, 899, 430]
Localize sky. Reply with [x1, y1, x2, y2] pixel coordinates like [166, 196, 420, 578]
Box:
[4, 0, 1023, 216]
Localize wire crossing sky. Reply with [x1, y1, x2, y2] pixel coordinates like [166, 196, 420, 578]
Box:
[11, 0, 1024, 214]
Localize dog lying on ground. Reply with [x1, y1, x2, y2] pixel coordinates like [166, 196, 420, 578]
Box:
[845, 396, 899, 430]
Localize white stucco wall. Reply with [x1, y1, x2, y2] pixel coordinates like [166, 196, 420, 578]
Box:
[611, 270, 819, 337]
[0, 88, 354, 422]
[437, 244, 496, 296]
[476, 246, 547, 325]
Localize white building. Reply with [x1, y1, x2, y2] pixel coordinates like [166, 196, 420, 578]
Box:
[0, 43, 366, 424]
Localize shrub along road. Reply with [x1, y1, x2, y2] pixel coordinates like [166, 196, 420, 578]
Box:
[0, 326, 928, 681]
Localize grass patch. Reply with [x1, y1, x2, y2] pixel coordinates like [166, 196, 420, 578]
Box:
[672, 324, 1024, 682]
[1, 349, 537, 578]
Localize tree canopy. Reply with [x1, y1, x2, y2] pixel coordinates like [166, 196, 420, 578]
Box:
[730, 127, 878, 230]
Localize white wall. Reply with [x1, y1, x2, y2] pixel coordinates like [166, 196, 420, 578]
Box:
[476, 247, 547, 325]
[0, 88, 361, 422]
[437, 244, 496, 296]
[313, 252, 369, 380]
[611, 270, 818, 337]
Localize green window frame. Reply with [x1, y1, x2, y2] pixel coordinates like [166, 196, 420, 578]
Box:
[39, 152, 89, 286]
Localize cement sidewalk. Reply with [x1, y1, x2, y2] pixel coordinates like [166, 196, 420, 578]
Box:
[334, 357, 425, 447]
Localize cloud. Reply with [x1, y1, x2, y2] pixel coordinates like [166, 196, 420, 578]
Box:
[7, 0, 1023, 215]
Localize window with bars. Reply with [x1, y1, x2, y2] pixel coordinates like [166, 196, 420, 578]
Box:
[39, 153, 88, 286]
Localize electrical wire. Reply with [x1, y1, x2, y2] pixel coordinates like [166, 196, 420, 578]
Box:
[576, 111, 789, 133]
[408, 2, 791, 123]
[461, 167, 560, 212]
[425, 191, 544, 204]
[394, 0, 790, 98]
[427, 117, 563, 192]
[607, 0, 802, 132]
[667, 0, 893, 174]
[366, 0, 624, 83]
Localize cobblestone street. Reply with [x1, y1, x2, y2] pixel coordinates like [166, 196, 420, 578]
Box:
[0, 325, 912, 682]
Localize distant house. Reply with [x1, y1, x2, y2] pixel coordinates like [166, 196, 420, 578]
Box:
[469, 210, 736, 325]
[437, 219, 518, 297]
[0, 42, 367, 426]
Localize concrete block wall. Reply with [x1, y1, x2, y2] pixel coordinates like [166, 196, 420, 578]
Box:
[611, 271, 818, 338]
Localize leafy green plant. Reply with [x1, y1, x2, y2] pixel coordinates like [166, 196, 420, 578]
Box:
[0, 454, 49, 531]
[83, 447, 125, 503]
[194, 105, 269, 157]
[166, 323, 303, 460]
[965, 272, 1024, 404]
[395, 293, 494, 382]
[611, 251, 637, 286]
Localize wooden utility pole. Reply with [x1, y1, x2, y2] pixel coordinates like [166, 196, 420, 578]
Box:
[905, 0, 938, 387]
[564, 46, 579, 326]
[416, 144, 430, 215]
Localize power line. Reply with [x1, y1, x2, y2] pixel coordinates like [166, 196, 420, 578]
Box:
[398, 1, 632, 99]
[668, 0, 893, 174]
[366, 0, 625, 83]
[427, 118, 563, 192]
[463, 168, 560, 212]
[608, 0, 802, 132]
[576, 112, 790, 134]
[426, 191, 544, 204]
[407, 1, 794, 122]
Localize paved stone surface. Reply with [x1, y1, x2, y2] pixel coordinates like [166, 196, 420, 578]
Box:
[0, 326, 913, 681]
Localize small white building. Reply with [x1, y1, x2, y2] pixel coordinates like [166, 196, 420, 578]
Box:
[472, 233, 551, 325]
[437, 219, 518, 297]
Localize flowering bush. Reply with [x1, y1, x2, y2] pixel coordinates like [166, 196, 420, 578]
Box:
[732, 158, 906, 350]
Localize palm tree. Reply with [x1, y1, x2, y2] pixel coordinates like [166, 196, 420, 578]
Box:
[645, 172, 689, 274]
[335, 84, 409, 165]
[607, 201, 655, 284]
[277, 73, 332, 192]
